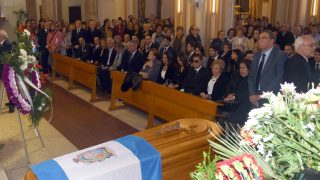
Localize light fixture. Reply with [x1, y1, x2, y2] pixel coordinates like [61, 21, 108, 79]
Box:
[312, 0, 318, 16]
[177, 0, 181, 13]
[211, 0, 216, 14]
[193, 0, 204, 8]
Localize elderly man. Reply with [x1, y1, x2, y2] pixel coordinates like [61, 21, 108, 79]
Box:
[248, 30, 287, 107]
[284, 35, 317, 92]
[276, 23, 295, 50]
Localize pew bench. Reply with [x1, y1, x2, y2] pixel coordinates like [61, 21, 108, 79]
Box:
[51, 54, 97, 102]
[109, 71, 222, 128]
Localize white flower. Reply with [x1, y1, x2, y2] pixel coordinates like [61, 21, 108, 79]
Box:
[38, 106, 43, 111]
[243, 118, 259, 131]
[27, 55, 37, 63]
[257, 143, 265, 155]
[252, 134, 262, 144]
[280, 82, 296, 94]
[263, 134, 274, 142]
[260, 91, 274, 99]
[304, 123, 315, 132]
[23, 29, 31, 36]
[20, 49, 27, 56]
[20, 62, 28, 71]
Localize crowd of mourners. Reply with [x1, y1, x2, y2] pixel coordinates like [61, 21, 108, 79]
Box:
[19, 15, 320, 126]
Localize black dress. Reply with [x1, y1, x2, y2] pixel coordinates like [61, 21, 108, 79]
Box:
[225, 75, 251, 126]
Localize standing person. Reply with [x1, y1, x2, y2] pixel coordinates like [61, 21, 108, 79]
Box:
[186, 25, 202, 47]
[71, 20, 87, 55]
[276, 23, 295, 50]
[46, 23, 62, 75]
[248, 30, 287, 107]
[60, 26, 72, 57]
[309, 48, 320, 86]
[172, 26, 186, 54]
[37, 21, 50, 73]
[284, 35, 317, 92]
[211, 30, 226, 54]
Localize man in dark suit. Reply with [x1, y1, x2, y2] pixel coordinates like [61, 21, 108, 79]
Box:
[276, 24, 295, 50]
[180, 54, 211, 95]
[87, 20, 102, 44]
[159, 36, 176, 62]
[248, 30, 287, 107]
[284, 35, 317, 92]
[144, 35, 157, 58]
[309, 48, 320, 86]
[37, 21, 50, 73]
[88, 36, 101, 65]
[71, 20, 87, 54]
[119, 41, 144, 73]
[74, 36, 92, 61]
[99, 38, 117, 93]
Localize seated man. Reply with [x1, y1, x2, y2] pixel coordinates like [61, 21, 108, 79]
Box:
[88, 36, 101, 65]
[180, 54, 211, 95]
[74, 36, 92, 61]
[119, 41, 144, 73]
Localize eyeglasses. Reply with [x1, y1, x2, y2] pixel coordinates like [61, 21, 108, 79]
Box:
[303, 43, 318, 48]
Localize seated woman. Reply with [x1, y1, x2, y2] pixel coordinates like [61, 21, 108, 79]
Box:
[139, 48, 161, 82]
[225, 49, 242, 79]
[157, 52, 178, 84]
[200, 60, 229, 101]
[223, 60, 251, 126]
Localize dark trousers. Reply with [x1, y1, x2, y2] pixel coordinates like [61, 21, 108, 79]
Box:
[98, 68, 112, 93]
[41, 49, 49, 74]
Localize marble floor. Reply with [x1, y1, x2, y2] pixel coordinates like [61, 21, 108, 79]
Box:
[0, 78, 161, 179]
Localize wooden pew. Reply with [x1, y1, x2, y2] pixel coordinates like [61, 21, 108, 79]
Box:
[109, 71, 222, 128]
[51, 54, 97, 102]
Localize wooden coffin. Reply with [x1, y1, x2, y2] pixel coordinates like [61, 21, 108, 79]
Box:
[25, 118, 221, 180]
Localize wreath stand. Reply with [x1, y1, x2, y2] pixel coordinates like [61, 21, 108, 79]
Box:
[0, 84, 45, 167]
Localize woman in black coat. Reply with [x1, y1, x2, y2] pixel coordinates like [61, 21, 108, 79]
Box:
[223, 60, 251, 126]
[157, 52, 178, 84]
[200, 60, 229, 101]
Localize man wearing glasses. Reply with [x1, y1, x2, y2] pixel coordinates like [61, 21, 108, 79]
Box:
[284, 35, 317, 93]
[180, 54, 210, 95]
[248, 30, 287, 107]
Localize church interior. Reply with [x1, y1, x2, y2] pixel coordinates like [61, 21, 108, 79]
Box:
[0, 0, 320, 179]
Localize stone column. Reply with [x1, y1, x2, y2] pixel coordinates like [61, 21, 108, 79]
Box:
[26, 0, 37, 20]
[138, 0, 145, 22]
[41, 0, 54, 20]
[85, 0, 98, 21]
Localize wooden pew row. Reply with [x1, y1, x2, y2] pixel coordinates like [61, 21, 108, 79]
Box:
[109, 71, 222, 128]
[51, 54, 97, 102]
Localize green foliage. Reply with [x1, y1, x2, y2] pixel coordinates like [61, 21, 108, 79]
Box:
[29, 88, 52, 127]
[190, 150, 218, 180]
[13, 9, 27, 28]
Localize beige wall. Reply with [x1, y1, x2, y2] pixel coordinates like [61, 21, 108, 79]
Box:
[145, 0, 156, 18]
[161, 0, 174, 19]
[261, 0, 272, 19]
[1, 0, 27, 29]
[61, 0, 85, 23]
[97, 0, 125, 22]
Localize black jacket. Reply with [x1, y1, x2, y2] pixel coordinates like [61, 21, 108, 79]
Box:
[74, 43, 92, 61]
[284, 53, 314, 93]
[204, 74, 229, 101]
[157, 64, 178, 84]
[181, 66, 211, 95]
[87, 28, 102, 44]
[100, 48, 117, 66]
[120, 50, 144, 73]
[71, 28, 87, 46]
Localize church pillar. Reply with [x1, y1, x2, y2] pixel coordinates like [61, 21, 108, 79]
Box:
[41, 0, 54, 19]
[138, 0, 145, 22]
[85, 0, 98, 21]
[26, 0, 37, 20]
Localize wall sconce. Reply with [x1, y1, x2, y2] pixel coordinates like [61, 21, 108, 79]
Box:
[211, 0, 216, 14]
[312, 0, 318, 16]
[193, 0, 204, 8]
[177, 0, 181, 13]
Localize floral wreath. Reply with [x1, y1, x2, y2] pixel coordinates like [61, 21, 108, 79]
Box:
[1, 18, 52, 127]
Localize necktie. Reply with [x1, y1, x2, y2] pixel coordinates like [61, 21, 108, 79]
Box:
[256, 53, 266, 92]
[316, 64, 320, 71]
[129, 53, 134, 64]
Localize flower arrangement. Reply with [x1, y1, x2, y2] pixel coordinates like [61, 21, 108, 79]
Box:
[0, 9, 51, 127]
[191, 83, 320, 180]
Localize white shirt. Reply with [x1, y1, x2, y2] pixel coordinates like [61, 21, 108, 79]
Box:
[107, 47, 114, 66]
[195, 66, 202, 73]
[207, 76, 219, 95]
[161, 70, 166, 79]
[259, 47, 273, 69]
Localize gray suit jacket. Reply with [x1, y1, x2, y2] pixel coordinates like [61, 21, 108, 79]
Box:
[248, 47, 287, 96]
